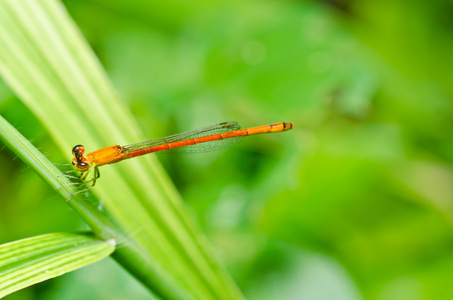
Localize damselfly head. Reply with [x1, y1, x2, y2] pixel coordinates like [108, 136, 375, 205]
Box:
[71, 145, 90, 171]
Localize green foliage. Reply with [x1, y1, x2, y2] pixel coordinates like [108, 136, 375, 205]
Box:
[0, 232, 115, 298]
[1, 0, 453, 299]
[0, 0, 242, 299]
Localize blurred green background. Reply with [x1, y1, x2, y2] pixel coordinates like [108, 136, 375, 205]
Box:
[1, 0, 453, 299]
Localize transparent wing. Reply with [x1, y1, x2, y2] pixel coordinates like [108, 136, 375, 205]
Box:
[123, 121, 243, 154]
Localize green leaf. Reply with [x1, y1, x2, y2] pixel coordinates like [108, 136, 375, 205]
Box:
[0, 88, 193, 300]
[0, 232, 115, 298]
[0, 0, 243, 299]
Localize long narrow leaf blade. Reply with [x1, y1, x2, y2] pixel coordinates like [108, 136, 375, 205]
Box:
[0, 114, 193, 300]
[0, 232, 115, 298]
[0, 0, 243, 298]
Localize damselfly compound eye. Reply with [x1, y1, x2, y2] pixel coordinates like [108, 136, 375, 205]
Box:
[72, 145, 85, 155]
[77, 161, 90, 171]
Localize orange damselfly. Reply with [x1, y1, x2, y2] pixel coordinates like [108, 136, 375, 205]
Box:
[60, 121, 293, 196]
